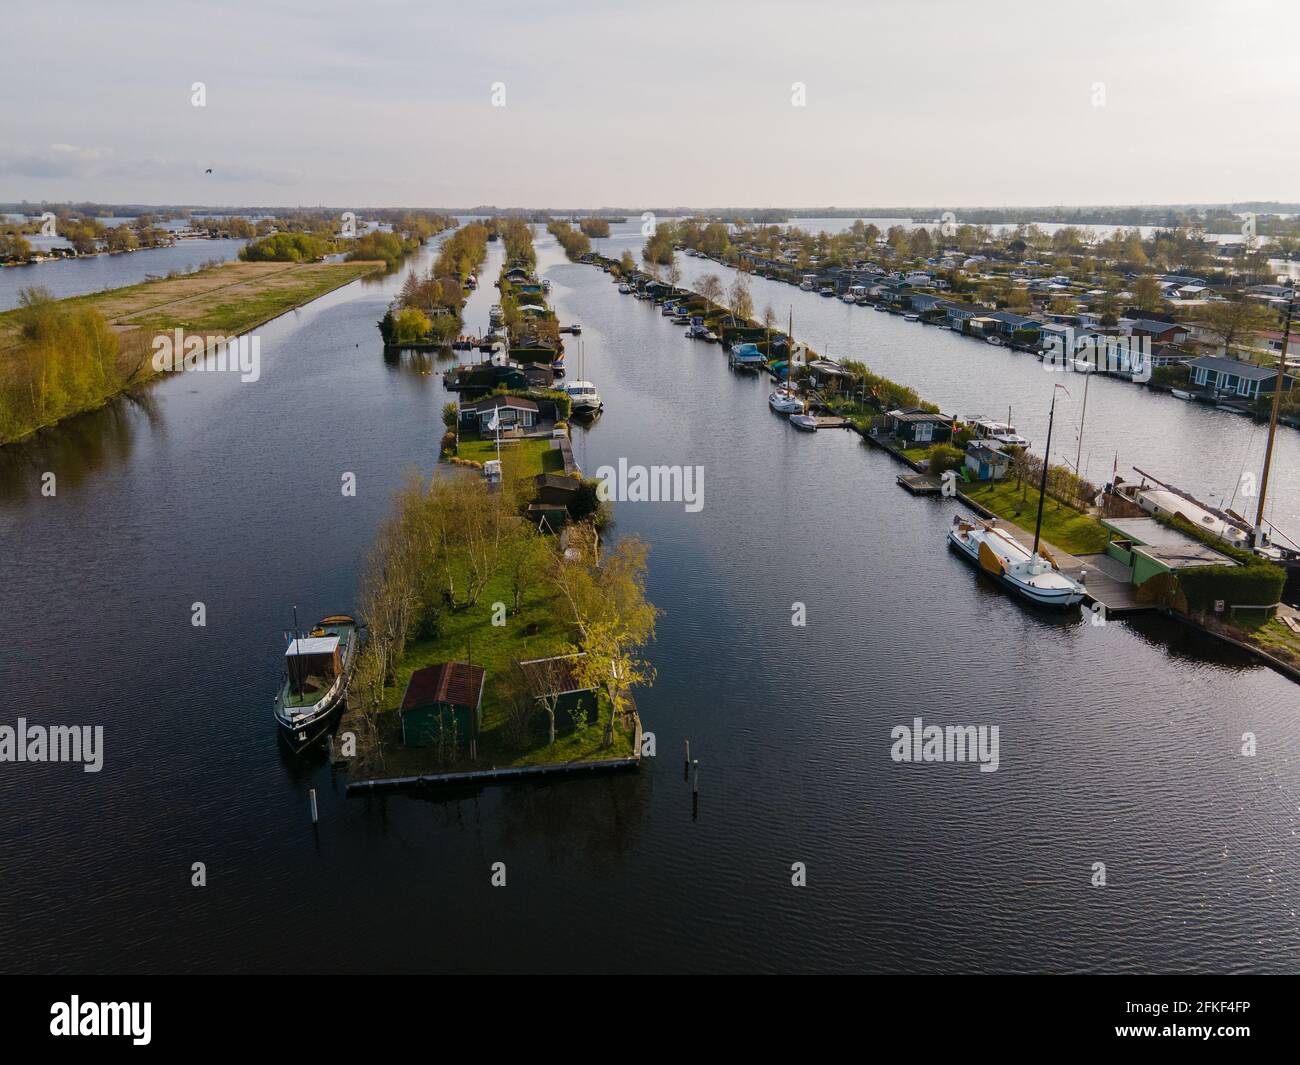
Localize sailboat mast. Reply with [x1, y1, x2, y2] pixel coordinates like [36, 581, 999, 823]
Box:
[1032, 389, 1058, 557]
[1254, 287, 1295, 542]
[1073, 369, 1091, 481]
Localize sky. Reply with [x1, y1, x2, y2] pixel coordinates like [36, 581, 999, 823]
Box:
[1, 0, 1297, 209]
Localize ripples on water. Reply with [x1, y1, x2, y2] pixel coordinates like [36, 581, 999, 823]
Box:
[0, 227, 1295, 973]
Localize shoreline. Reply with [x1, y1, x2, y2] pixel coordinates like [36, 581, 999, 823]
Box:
[0, 258, 386, 447]
[573, 250, 1300, 685]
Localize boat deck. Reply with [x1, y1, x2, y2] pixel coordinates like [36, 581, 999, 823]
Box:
[984, 521, 1151, 615]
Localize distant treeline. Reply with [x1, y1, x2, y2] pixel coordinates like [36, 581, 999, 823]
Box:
[241, 212, 455, 264]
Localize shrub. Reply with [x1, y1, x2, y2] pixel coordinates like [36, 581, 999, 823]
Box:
[926, 443, 965, 476]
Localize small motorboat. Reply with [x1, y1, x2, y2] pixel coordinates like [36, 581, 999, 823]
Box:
[730, 342, 766, 369]
[273, 614, 361, 750]
[565, 379, 603, 416]
[789, 413, 819, 431]
[617, 283, 632, 294]
[1171, 389, 1192, 400]
[874, 304, 890, 312]
[904, 312, 921, 321]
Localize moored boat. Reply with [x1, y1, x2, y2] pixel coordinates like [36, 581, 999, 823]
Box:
[565, 379, 603, 415]
[273, 614, 360, 750]
[947, 517, 1086, 608]
[769, 386, 802, 414]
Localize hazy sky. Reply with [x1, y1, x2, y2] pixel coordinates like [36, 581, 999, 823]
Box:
[2, 0, 1296, 208]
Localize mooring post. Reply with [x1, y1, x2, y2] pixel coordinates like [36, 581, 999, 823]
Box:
[684, 740, 690, 781]
[692, 759, 700, 820]
[327, 735, 334, 763]
[309, 787, 318, 825]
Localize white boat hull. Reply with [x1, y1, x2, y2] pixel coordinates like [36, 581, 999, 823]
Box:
[947, 520, 1086, 608]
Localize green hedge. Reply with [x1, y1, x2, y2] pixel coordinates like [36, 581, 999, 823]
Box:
[1178, 563, 1285, 613]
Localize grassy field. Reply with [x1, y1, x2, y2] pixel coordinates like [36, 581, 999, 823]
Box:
[0, 259, 386, 444]
[455, 434, 565, 477]
[0, 259, 383, 349]
[342, 562, 636, 779]
[962, 479, 1111, 554]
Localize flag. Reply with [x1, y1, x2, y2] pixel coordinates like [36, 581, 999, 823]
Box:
[486, 408, 500, 432]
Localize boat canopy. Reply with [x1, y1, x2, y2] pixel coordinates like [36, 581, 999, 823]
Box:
[286, 636, 339, 656]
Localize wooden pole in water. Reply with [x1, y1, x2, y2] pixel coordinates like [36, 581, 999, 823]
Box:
[691, 759, 700, 820]
[309, 787, 318, 824]
[684, 740, 690, 781]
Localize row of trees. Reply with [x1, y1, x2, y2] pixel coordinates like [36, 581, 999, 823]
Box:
[547, 220, 591, 260]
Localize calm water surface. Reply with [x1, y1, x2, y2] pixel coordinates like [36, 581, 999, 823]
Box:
[0, 227, 1296, 974]
[0, 238, 246, 310]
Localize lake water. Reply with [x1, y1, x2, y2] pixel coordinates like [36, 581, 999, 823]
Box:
[0, 226, 1297, 973]
[0, 238, 247, 310]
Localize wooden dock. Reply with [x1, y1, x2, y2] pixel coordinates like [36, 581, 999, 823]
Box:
[897, 472, 942, 495]
[346, 754, 639, 795]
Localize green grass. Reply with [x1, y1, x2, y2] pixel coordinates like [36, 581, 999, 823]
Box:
[344, 555, 635, 778]
[455, 434, 561, 477]
[962, 479, 1111, 554]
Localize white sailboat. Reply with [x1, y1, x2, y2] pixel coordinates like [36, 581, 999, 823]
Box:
[948, 385, 1086, 608]
[947, 518, 1086, 607]
[769, 308, 804, 414]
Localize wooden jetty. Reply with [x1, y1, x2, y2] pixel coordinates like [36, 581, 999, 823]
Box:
[897, 472, 942, 495]
[347, 754, 639, 795]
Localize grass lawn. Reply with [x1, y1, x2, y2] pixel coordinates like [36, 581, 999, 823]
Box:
[341, 557, 636, 780]
[962, 479, 1111, 555]
[455, 433, 564, 477]
[0, 259, 383, 349]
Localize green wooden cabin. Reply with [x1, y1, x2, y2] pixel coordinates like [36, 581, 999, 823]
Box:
[400, 661, 486, 748]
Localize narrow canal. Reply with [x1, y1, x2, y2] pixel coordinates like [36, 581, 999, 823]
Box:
[0, 224, 1296, 973]
[651, 231, 1300, 540]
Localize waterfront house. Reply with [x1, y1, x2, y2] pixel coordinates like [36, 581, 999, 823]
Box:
[965, 442, 1011, 481]
[399, 661, 486, 748]
[516, 653, 599, 734]
[1124, 318, 1189, 345]
[985, 311, 1041, 338]
[941, 301, 983, 332]
[1187, 356, 1299, 401]
[460, 395, 540, 433]
[885, 407, 954, 445]
[910, 293, 946, 314]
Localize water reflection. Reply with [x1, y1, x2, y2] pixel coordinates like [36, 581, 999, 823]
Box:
[0, 389, 159, 505]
